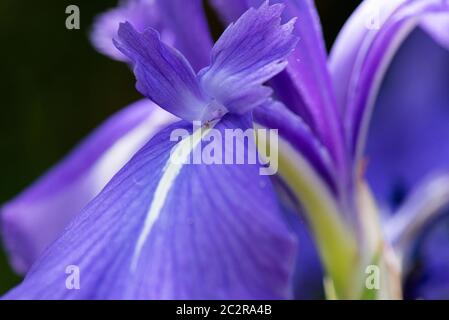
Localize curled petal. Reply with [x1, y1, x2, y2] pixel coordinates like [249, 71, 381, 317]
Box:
[329, 0, 449, 161]
[273, 177, 324, 300]
[329, 0, 406, 112]
[1, 100, 176, 274]
[364, 27, 449, 209]
[331, 0, 449, 112]
[421, 11, 449, 51]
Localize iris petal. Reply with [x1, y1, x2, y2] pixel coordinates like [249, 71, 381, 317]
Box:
[385, 173, 449, 299]
[1, 100, 177, 274]
[115, 3, 297, 122]
[209, 0, 346, 175]
[333, 0, 449, 112]
[365, 29, 449, 209]
[404, 211, 449, 299]
[114, 23, 211, 122]
[329, 0, 406, 112]
[199, 1, 298, 115]
[90, 0, 161, 62]
[90, 0, 212, 71]
[329, 0, 449, 160]
[253, 101, 336, 193]
[273, 177, 324, 300]
[4, 115, 296, 299]
[156, 0, 213, 71]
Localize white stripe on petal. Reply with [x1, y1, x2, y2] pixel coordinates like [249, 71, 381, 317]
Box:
[131, 122, 215, 271]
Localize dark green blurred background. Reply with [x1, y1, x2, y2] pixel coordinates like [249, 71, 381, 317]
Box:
[0, 0, 360, 294]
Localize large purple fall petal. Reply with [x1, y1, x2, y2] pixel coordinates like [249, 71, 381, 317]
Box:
[364, 28, 449, 210]
[91, 0, 212, 71]
[1, 100, 176, 274]
[199, 2, 297, 115]
[4, 115, 296, 299]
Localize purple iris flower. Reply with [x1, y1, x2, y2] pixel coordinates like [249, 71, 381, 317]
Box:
[2, 0, 449, 300]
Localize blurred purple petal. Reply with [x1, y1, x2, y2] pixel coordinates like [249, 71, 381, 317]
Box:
[208, 0, 249, 22]
[91, 0, 212, 71]
[365, 28, 449, 209]
[1, 100, 176, 274]
[329, 0, 405, 112]
[91, 0, 161, 62]
[4, 115, 296, 299]
[421, 11, 449, 50]
[156, 0, 213, 71]
[331, 0, 449, 115]
[384, 174, 449, 299]
[199, 2, 297, 115]
[274, 178, 324, 300]
[386, 173, 449, 249]
[403, 210, 449, 299]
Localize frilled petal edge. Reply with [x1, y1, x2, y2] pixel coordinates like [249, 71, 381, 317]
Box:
[199, 1, 298, 115]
